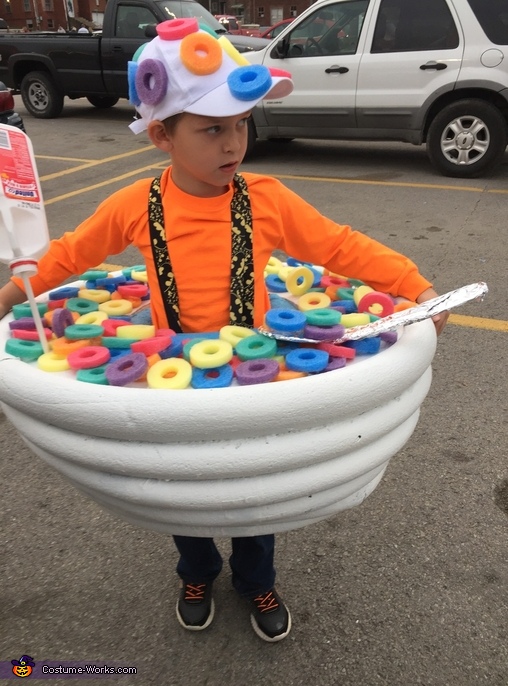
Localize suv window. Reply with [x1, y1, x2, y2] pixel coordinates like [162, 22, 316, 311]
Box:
[466, 0, 508, 45]
[286, 0, 368, 57]
[371, 0, 459, 53]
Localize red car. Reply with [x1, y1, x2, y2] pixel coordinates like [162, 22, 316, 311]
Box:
[260, 18, 294, 39]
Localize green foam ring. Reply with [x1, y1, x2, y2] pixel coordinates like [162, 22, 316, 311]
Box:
[78, 270, 109, 281]
[5, 338, 44, 361]
[305, 308, 342, 327]
[66, 297, 99, 314]
[12, 302, 48, 320]
[64, 324, 104, 340]
[336, 287, 355, 301]
[76, 365, 110, 385]
[235, 334, 278, 361]
[101, 336, 138, 349]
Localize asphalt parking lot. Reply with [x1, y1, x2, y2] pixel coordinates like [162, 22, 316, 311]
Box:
[1, 97, 507, 686]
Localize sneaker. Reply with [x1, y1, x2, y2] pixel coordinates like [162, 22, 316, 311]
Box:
[176, 582, 215, 631]
[249, 588, 292, 642]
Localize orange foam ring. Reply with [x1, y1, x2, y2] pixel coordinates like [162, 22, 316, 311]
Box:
[50, 337, 102, 355]
[393, 300, 417, 312]
[273, 369, 307, 382]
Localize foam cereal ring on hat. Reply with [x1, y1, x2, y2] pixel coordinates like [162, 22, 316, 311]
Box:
[136, 58, 168, 106]
[218, 35, 250, 66]
[157, 17, 198, 41]
[227, 64, 272, 101]
[180, 32, 223, 76]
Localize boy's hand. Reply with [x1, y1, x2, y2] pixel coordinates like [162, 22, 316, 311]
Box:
[0, 282, 31, 320]
[416, 287, 449, 335]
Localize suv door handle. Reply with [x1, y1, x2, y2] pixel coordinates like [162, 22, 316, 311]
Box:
[325, 66, 349, 74]
[420, 61, 447, 71]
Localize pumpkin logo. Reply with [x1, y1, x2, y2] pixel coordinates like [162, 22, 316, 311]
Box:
[11, 655, 35, 678]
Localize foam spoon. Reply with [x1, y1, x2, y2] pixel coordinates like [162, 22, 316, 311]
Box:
[0, 124, 51, 353]
[257, 282, 489, 344]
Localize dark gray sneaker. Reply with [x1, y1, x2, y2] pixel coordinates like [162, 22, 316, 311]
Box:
[249, 588, 291, 642]
[176, 582, 215, 631]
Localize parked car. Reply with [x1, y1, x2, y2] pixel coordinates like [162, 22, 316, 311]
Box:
[247, 0, 508, 178]
[0, 81, 25, 131]
[215, 14, 242, 34]
[260, 18, 294, 40]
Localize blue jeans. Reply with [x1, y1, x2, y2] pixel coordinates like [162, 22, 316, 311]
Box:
[173, 535, 276, 598]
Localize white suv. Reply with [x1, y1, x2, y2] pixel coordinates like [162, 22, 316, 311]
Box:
[246, 0, 508, 177]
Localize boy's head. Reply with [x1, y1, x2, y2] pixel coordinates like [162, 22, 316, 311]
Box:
[128, 18, 293, 134]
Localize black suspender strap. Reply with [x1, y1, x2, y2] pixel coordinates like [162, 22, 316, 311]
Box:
[148, 173, 255, 333]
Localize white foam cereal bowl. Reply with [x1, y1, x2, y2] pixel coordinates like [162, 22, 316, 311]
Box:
[0, 303, 437, 536]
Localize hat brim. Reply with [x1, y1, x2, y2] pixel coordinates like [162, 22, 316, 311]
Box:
[185, 75, 293, 118]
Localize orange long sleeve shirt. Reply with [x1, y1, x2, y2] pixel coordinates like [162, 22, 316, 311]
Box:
[14, 168, 432, 332]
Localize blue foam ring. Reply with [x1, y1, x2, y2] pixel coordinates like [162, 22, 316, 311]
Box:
[136, 57, 168, 106]
[274, 341, 300, 357]
[159, 338, 184, 359]
[108, 347, 132, 360]
[265, 308, 307, 334]
[95, 275, 127, 287]
[108, 315, 132, 321]
[265, 274, 287, 293]
[269, 294, 298, 310]
[191, 364, 234, 389]
[227, 64, 272, 102]
[285, 347, 329, 373]
[344, 337, 381, 355]
[5, 338, 44, 361]
[331, 299, 357, 314]
[128, 61, 141, 106]
[76, 364, 110, 385]
[309, 268, 323, 287]
[48, 286, 80, 301]
[286, 257, 314, 268]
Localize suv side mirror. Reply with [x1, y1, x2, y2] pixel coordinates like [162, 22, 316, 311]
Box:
[145, 24, 157, 37]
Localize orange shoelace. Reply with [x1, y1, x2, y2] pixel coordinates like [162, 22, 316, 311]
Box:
[252, 590, 279, 613]
[183, 583, 206, 602]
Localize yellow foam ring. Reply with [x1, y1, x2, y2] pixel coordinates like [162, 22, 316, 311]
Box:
[130, 270, 148, 283]
[218, 35, 250, 66]
[98, 299, 133, 316]
[116, 324, 156, 340]
[181, 32, 223, 76]
[277, 266, 293, 282]
[286, 266, 315, 297]
[297, 292, 331, 312]
[37, 351, 71, 372]
[147, 358, 192, 390]
[341, 313, 371, 328]
[189, 339, 233, 369]
[264, 255, 283, 275]
[78, 288, 112, 304]
[353, 285, 374, 306]
[219, 325, 256, 348]
[75, 311, 109, 325]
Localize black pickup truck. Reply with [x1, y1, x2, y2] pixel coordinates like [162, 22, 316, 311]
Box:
[0, 0, 269, 118]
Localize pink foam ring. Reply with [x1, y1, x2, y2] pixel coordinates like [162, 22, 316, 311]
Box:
[157, 17, 198, 40]
[67, 346, 111, 370]
[131, 334, 172, 356]
[156, 328, 177, 338]
[268, 67, 292, 79]
[320, 275, 349, 289]
[105, 352, 149, 386]
[52, 308, 75, 338]
[11, 328, 53, 341]
[235, 358, 280, 385]
[102, 319, 130, 337]
[47, 298, 67, 311]
[135, 58, 168, 106]
[117, 283, 149, 299]
[357, 291, 395, 317]
[316, 342, 356, 360]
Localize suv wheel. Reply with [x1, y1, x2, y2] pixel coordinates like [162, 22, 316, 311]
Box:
[427, 99, 507, 178]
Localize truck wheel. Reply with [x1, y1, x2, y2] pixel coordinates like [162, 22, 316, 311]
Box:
[87, 96, 119, 109]
[427, 99, 508, 178]
[20, 71, 64, 119]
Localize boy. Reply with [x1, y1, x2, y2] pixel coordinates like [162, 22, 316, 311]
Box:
[0, 19, 448, 642]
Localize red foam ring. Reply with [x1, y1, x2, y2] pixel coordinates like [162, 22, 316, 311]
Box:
[357, 291, 395, 317]
[316, 342, 356, 359]
[47, 298, 67, 310]
[11, 328, 53, 341]
[156, 328, 177, 337]
[102, 319, 131, 336]
[131, 334, 172, 356]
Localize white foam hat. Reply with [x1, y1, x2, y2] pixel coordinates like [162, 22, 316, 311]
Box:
[128, 18, 293, 134]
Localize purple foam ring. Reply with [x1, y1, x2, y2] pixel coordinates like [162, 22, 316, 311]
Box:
[51, 308, 75, 339]
[227, 64, 272, 102]
[9, 317, 37, 331]
[235, 358, 280, 385]
[324, 356, 347, 372]
[303, 323, 346, 341]
[135, 58, 168, 106]
[380, 331, 399, 345]
[105, 352, 148, 387]
[128, 61, 141, 106]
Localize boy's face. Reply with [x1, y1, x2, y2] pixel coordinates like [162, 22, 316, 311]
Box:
[151, 111, 252, 198]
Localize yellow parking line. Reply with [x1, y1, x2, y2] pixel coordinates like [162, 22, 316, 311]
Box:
[449, 314, 508, 332]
